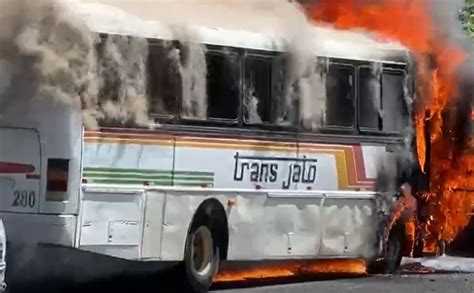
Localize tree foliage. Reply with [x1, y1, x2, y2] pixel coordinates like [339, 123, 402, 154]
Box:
[459, 0, 474, 38]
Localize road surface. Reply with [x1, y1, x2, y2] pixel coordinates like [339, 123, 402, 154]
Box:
[213, 274, 474, 293]
[6, 254, 474, 293]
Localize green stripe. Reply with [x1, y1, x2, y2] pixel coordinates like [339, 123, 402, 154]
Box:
[83, 167, 214, 187]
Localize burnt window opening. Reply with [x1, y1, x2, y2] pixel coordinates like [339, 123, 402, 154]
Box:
[206, 51, 240, 120]
[359, 66, 408, 133]
[147, 41, 181, 117]
[272, 56, 294, 126]
[244, 55, 273, 124]
[383, 71, 408, 132]
[325, 65, 355, 128]
[359, 67, 382, 130]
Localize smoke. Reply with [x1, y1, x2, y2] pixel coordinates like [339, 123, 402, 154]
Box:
[0, 0, 157, 129]
[172, 27, 208, 120]
[96, 34, 150, 127]
[0, 0, 97, 125]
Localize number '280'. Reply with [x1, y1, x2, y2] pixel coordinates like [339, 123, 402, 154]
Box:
[12, 190, 36, 208]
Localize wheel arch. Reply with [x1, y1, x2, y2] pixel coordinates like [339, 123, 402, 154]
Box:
[185, 198, 229, 261]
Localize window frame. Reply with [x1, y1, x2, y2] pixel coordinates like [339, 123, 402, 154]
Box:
[319, 61, 357, 133]
[177, 45, 242, 127]
[242, 52, 275, 126]
[203, 48, 242, 124]
[357, 64, 409, 136]
[147, 39, 182, 123]
[242, 51, 294, 130]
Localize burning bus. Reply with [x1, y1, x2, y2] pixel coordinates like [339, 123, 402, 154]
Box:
[0, 0, 472, 292]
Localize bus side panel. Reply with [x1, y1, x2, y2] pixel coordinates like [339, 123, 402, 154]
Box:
[78, 190, 145, 260]
[141, 190, 166, 260]
[160, 192, 325, 261]
[226, 194, 324, 260]
[319, 197, 378, 258]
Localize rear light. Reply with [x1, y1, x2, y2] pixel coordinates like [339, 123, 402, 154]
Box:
[46, 159, 70, 201]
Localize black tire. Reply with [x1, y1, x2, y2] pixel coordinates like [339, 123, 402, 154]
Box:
[367, 225, 404, 274]
[183, 224, 220, 293]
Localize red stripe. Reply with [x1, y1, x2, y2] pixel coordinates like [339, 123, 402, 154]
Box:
[0, 162, 35, 174]
[26, 174, 41, 180]
[353, 146, 370, 182]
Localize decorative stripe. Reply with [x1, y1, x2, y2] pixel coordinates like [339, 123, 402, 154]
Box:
[84, 131, 376, 190]
[83, 167, 215, 187]
[0, 162, 35, 174]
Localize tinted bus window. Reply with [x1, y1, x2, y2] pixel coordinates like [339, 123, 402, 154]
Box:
[244, 56, 272, 124]
[325, 65, 355, 128]
[206, 51, 240, 120]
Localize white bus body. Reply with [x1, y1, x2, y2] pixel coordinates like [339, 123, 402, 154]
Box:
[0, 4, 412, 292]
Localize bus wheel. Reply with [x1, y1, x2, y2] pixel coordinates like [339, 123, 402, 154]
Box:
[183, 224, 220, 293]
[368, 224, 404, 274]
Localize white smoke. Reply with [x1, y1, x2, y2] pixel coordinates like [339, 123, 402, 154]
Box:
[96, 34, 150, 127]
[172, 27, 208, 120]
[0, 0, 98, 127]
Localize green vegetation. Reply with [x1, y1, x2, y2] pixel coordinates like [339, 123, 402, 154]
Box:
[460, 0, 474, 38]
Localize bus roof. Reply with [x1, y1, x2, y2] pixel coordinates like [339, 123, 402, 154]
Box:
[72, 2, 410, 64]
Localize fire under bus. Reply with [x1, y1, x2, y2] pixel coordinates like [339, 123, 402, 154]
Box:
[0, 9, 431, 293]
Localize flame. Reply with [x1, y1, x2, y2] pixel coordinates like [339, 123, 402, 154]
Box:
[305, 0, 473, 253]
[214, 259, 367, 282]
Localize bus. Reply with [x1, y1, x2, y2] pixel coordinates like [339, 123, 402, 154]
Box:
[0, 5, 414, 293]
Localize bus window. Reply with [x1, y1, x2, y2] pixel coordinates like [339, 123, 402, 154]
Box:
[148, 41, 181, 117]
[382, 71, 407, 132]
[359, 66, 408, 133]
[244, 55, 272, 124]
[206, 51, 240, 120]
[325, 65, 355, 128]
[359, 67, 381, 130]
[272, 56, 295, 126]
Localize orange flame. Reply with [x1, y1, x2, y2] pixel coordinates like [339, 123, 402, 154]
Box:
[214, 259, 367, 282]
[305, 0, 473, 253]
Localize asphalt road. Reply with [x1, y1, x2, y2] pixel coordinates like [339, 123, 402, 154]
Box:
[7, 247, 474, 293]
[9, 269, 474, 293]
[213, 273, 474, 293]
